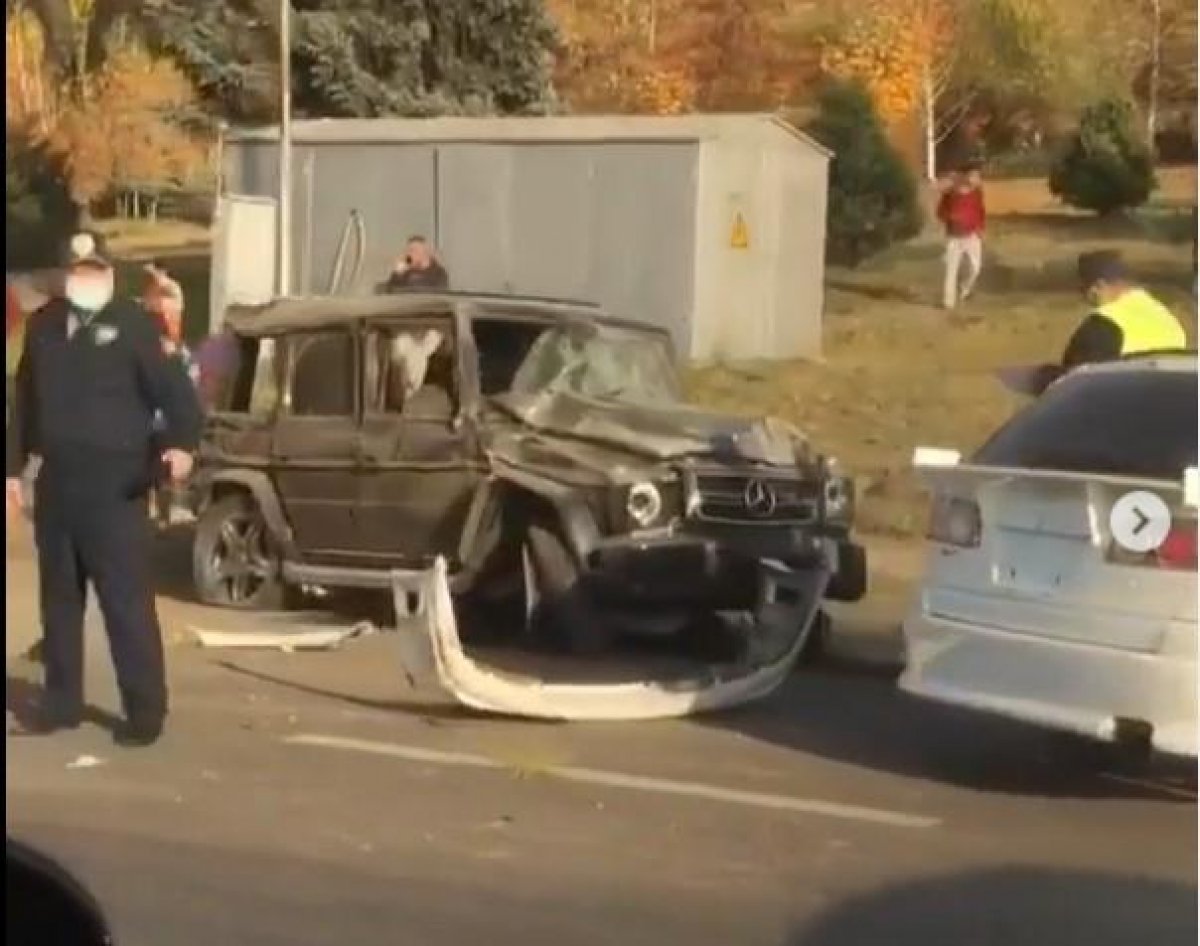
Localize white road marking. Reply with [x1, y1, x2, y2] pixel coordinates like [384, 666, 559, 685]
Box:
[285, 733, 941, 831]
[1100, 772, 1199, 801]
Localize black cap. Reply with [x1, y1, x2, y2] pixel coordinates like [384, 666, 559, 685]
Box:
[62, 230, 113, 270]
[1077, 250, 1130, 287]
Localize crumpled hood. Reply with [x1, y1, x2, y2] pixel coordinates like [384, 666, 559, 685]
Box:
[492, 391, 808, 466]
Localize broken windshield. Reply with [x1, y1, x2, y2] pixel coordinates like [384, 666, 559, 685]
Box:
[508, 325, 679, 404]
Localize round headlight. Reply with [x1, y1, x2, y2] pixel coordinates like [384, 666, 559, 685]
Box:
[824, 478, 849, 517]
[626, 482, 663, 528]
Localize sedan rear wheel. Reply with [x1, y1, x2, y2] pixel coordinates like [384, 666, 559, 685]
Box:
[193, 494, 286, 610]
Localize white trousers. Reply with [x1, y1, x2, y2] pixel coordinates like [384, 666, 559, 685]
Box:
[943, 234, 983, 308]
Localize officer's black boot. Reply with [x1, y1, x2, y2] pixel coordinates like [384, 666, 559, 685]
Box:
[113, 715, 165, 748]
[17, 706, 83, 736]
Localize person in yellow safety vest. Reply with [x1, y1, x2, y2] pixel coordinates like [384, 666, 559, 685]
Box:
[1062, 250, 1188, 368]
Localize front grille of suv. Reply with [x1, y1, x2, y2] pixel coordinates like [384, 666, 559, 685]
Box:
[693, 473, 818, 525]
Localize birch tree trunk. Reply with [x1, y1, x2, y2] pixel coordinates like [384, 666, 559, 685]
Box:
[921, 65, 937, 182]
[1147, 0, 1161, 151]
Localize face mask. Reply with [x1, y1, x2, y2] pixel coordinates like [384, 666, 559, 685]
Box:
[65, 277, 113, 313]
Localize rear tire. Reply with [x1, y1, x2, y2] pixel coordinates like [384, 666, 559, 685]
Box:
[524, 523, 614, 656]
[192, 493, 286, 610]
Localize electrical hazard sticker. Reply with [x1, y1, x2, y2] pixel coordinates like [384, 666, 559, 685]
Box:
[730, 212, 750, 249]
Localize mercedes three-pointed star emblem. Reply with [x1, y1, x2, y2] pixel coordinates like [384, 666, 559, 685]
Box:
[743, 479, 777, 517]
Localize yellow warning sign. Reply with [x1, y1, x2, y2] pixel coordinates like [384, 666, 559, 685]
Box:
[730, 212, 750, 249]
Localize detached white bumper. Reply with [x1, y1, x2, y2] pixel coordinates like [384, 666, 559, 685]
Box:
[393, 557, 830, 722]
[901, 609, 1198, 758]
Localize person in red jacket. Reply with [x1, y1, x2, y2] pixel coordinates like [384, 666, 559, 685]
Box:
[937, 163, 987, 309]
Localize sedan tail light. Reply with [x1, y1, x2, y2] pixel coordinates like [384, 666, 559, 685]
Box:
[1157, 522, 1198, 570]
[1107, 519, 1198, 571]
[928, 495, 982, 548]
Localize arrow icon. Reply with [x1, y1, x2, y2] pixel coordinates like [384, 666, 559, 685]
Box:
[1110, 491, 1172, 554]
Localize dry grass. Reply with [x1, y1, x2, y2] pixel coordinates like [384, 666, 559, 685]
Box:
[985, 166, 1196, 214]
[687, 170, 1198, 539]
[95, 217, 211, 258]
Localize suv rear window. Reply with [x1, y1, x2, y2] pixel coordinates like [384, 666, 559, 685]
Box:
[974, 368, 1198, 480]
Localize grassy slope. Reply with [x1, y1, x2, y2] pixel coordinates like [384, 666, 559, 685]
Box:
[686, 170, 1198, 538]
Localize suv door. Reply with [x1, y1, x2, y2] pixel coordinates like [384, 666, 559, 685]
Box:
[356, 309, 486, 566]
[270, 327, 360, 561]
[201, 334, 283, 463]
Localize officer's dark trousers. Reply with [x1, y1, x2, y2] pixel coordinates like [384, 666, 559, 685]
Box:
[33, 470, 167, 724]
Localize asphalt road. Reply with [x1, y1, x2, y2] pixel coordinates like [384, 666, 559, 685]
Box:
[5, 530, 1197, 946]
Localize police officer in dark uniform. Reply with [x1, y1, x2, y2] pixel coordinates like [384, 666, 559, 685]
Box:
[5, 231, 202, 747]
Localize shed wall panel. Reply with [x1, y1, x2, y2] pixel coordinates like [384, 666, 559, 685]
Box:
[770, 142, 827, 357]
[308, 144, 436, 294]
[691, 140, 776, 361]
[584, 144, 697, 351]
[436, 144, 516, 292]
[222, 118, 825, 364]
[507, 144, 595, 299]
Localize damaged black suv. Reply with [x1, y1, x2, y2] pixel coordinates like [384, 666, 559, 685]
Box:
[191, 293, 866, 654]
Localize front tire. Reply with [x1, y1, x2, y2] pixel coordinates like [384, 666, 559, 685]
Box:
[524, 522, 614, 656]
[797, 609, 832, 666]
[192, 493, 286, 609]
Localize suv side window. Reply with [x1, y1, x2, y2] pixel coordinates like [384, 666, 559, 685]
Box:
[367, 319, 456, 420]
[218, 336, 282, 417]
[288, 331, 356, 417]
[974, 368, 1198, 479]
[472, 317, 547, 395]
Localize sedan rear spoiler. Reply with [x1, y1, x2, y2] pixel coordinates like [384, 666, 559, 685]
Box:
[912, 447, 1197, 509]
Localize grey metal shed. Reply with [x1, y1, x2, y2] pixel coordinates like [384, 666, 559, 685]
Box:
[220, 114, 831, 362]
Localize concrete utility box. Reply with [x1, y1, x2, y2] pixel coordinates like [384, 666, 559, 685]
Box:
[221, 115, 831, 362]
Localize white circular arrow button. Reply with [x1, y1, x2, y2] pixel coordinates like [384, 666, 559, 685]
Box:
[1110, 491, 1172, 554]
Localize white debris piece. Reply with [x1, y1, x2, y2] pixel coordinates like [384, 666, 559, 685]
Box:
[66, 755, 105, 770]
[191, 620, 377, 652]
[392, 557, 829, 722]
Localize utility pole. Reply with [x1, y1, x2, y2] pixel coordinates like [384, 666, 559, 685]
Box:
[277, 0, 293, 296]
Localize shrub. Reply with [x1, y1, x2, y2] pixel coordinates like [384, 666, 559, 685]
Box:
[806, 80, 921, 267]
[1049, 99, 1157, 215]
[6, 138, 78, 271]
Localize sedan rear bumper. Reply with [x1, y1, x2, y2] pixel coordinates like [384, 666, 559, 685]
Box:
[901, 609, 1198, 758]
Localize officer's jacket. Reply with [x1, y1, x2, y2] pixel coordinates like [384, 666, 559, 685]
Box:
[6, 297, 202, 494]
[1062, 288, 1188, 368]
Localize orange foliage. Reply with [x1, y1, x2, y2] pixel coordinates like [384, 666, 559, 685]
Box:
[548, 0, 818, 114]
[6, 6, 60, 137]
[820, 0, 957, 123]
[46, 41, 206, 207]
[633, 65, 697, 115]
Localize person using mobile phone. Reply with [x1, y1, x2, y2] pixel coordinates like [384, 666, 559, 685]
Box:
[380, 235, 450, 292]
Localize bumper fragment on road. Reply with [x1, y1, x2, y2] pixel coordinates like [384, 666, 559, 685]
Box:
[284, 733, 942, 831]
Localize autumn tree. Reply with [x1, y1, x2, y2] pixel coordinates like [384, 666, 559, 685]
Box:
[47, 41, 206, 214]
[548, 0, 820, 115]
[548, 0, 697, 113]
[7, 2, 60, 137]
[819, 0, 1148, 180]
[1127, 0, 1198, 150]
